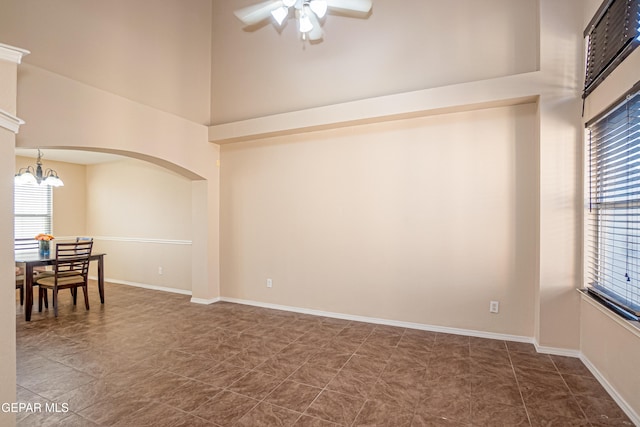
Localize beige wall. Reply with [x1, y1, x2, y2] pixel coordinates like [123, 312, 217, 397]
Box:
[1, 49, 20, 427]
[0, 53, 17, 113]
[221, 104, 538, 336]
[581, 297, 640, 419]
[0, 0, 212, 125]
[211, 0, 538, 124]
[86, 159, 191, 240]
[86, 158, 193, 292]
[1, 138, 16, 427]
[535, 0, 584, 351]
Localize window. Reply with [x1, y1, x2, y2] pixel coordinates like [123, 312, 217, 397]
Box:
[586, 84, 640, 319]
[584, 0, 640, 98]
[14, 182, 52, 240]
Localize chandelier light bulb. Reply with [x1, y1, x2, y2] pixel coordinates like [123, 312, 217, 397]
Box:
[43, 175, 64, 187]
[14, 172, 36, 185]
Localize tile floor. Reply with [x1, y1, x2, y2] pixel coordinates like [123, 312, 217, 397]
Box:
[14, 282, 634, 426]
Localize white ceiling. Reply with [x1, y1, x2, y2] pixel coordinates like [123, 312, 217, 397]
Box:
[15, 148, 125, 165]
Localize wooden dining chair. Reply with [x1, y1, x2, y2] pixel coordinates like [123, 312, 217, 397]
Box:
[15, 267, 25, 306]
[35, 241, 93, 317]
[70, 237, 94, 303]
[37, 237, 95, 307]
[14, 238, 39, 252]
[14, 238, 48, 308]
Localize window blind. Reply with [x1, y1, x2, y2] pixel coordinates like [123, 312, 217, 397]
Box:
[584, 0, 640, 98]
[14, 183, 52, 239]
[587, 86, 640, 318]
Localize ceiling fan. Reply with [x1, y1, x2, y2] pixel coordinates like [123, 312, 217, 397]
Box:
[233, 0, 373, 42]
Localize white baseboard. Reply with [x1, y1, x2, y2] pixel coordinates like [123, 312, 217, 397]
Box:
[191, 296, 221, 304]
[219, 296, 533, 344]
[96, 276, 219, 304]
[94, 277, 223, 305]
[533, 342, 582, 358]
[90, 276, 192, 296]
[580, 354, 640, 426]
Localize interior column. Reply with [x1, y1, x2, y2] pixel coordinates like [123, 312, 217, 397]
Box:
[0, 42, 29, 427]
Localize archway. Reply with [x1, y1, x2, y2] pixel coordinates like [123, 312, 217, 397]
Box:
[14, 147, 213, 299]
[15, 63, 220, 303]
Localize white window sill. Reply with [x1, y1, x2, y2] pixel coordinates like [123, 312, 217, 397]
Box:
[578, 288, 640, 338]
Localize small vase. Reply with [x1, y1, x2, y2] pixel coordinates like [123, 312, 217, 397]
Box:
[39, 240, 50, 257]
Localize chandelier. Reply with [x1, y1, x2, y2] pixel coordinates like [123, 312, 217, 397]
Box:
[234, 0, 372, 42]
[14, 149, 64, 187]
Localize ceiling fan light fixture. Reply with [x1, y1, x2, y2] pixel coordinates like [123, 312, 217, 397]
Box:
[271, 6, 289, 25]
[234, 0, 372, 43]
[309, 0, 328, 18]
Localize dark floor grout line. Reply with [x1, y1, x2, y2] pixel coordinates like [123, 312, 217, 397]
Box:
[506, 347, 534, 427]
[296, 322, 376, 425]
[550, 356, 593, 424]
[199, 322, 351, 423]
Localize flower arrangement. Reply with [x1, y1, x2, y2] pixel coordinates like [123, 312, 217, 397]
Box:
[35, 234, 54, 256]
[35, 233, 55, 241]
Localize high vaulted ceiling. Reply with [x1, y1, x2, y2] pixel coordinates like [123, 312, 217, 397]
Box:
[0, 0, 538, 128]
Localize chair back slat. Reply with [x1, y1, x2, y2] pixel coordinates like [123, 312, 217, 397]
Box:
[15, 238, 39, 251]
[53, 241, 93, 278]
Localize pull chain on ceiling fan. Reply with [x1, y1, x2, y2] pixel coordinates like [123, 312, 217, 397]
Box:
[233, 0, 373, 42]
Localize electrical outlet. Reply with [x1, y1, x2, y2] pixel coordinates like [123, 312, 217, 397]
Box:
[266, 278, 272, 288]
[489, 300, 499, 313]
[158, 266, 163, 275]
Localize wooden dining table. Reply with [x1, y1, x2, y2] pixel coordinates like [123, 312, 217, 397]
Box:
[15, 251, 106, 321]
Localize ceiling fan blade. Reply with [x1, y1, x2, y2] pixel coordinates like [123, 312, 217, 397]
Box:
[234, 0, 284, 26]
[305, 6, 324, 41]
[325, 0, 372, 14]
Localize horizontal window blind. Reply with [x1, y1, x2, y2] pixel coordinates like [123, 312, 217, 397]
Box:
[587, 87, 640, 318]
[584, 0, 640, 98]
[14, 183, 52, 240]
